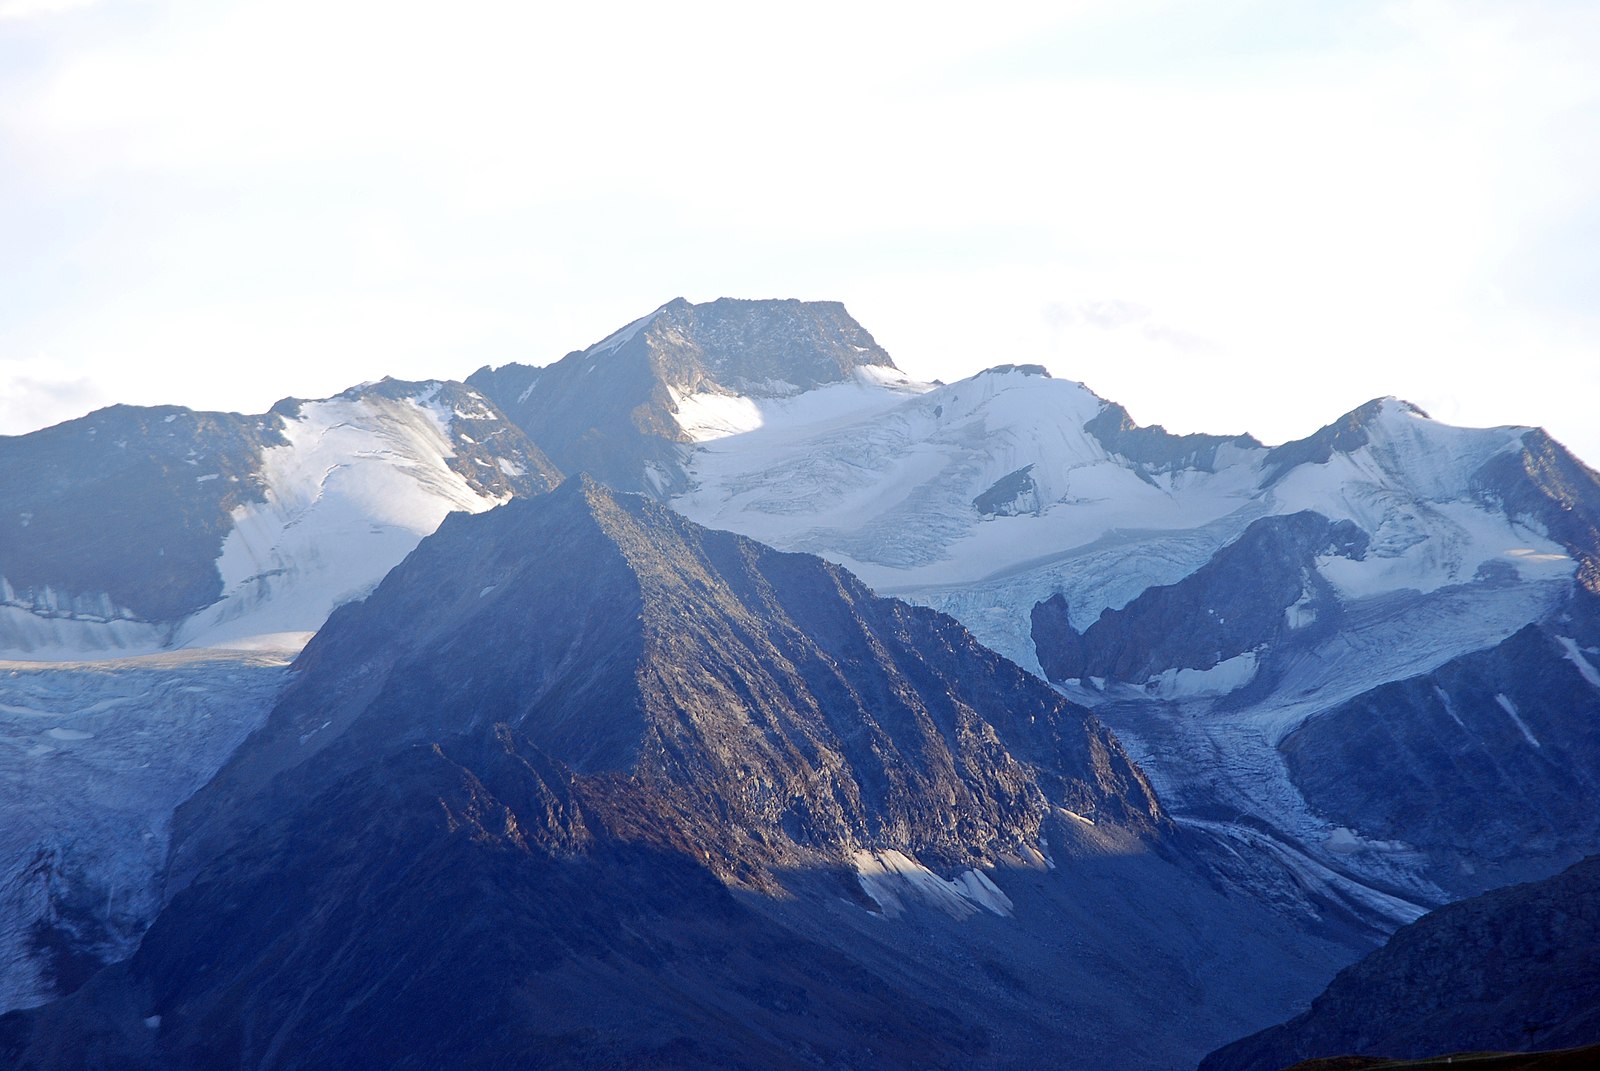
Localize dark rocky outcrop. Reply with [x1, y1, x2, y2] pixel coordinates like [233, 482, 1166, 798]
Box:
[0, 406, 284, 622]
[1084, 401, 1261, 477]
[1260, 399, 1428, 488]
[1199, 856, 1600, 1071]
[1281, 596, 1600, 898]
[979, 363, 1051, 378]
[1278, 1045, 1600, 1071]
[973, 464, 1038, 516]
[1032, 511, 1367, 685]
[468, 297, 895, 496]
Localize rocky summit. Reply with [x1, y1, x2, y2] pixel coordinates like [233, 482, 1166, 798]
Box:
[468, 297, 898, 496]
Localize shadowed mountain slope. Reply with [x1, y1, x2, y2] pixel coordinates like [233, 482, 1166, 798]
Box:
[1, 478, 1356, 1071]
[1200, 855, 1600, 1071]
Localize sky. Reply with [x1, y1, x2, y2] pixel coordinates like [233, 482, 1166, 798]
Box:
[2, 0, 1597, 464]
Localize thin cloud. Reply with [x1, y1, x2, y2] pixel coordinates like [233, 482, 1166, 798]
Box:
[0, 365, 103, 435]
[0, 0, 99, 20]
[1045, 300, 1215, 353]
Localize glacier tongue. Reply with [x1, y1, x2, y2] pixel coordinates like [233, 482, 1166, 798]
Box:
[0, 649, 289, 1012]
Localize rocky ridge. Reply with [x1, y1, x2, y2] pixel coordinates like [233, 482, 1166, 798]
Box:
[0, 479, 1356, 1071]
[1200, 855, 1600, 1071]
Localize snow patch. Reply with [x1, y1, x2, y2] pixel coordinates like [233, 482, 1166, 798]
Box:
[1284, 592, 1317, 630]
[850, 850, 1013, 919]
[673, 366, 1260, 606]
[671, 388, 765, 442]
[1494, 693, 1540, 748]
[1557, 636, 1600, 689]
[405, 384, 456, 457]
[1433, 685, 1466, 729]
[586, 309, 655, 357]
[1148, 651, 1259, 699]
[1323, 826, 1413, 854]
[173, 390, 511, 652]
[642, 462, 670, 496]
[1313, 500, 1571, 603]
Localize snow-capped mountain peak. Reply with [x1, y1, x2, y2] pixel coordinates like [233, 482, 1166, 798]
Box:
[467, 297, 899, 496]
[0, 378, 558, 660]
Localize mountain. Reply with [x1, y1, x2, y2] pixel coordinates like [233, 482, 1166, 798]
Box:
[1199, 855, 1600, 1071]
[4, 296, 1598, 1066]
[467, 297, 904, 497]
[640, 348, 1600, 912]
[0, 479, 1358, 1071]
[670, 362, 1274, 664]
[0, 378, 559, 659]
[1031, 401, 1600, 904]
[0, 377, 559, 1014]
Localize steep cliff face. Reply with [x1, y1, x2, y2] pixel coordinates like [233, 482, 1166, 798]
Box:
[0, 479, 1356, 1071]
[468, 297, 897, 496]
[1200, 855, 1600, 1071]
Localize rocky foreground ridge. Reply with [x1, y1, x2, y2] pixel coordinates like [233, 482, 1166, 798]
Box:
[1, 478, 1354, 1071]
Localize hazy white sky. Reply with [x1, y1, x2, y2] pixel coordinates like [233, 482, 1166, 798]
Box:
[2, 0, 1597, 463]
